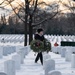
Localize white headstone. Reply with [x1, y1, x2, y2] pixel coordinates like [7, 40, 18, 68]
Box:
[61, 48, 66, 57]
[27, 46, 31, 53]
[20, 47, 28, 57]
[12, 54, 21, 70]
[43, 54, 51, 69]
[43, 54, 51, 61]
[3, 46, 16, 56]
[19, 46, 30, 58]
[48, 70, 62, 75]
[17, 50, 24, 64]
[44, 59, 55, 75]
[4, 60, 16, 75]
[57, 47, 61, 54]
[9, 46, 16, 54]
[3, 46, 9, 56]
[16, 46, 23, 52]
[0, 46, 3, 58]
[24, 46, 30, 55]
[65, 49, 72, 61]
[52, 47, 57, 53]
[71, 54, 75, 68]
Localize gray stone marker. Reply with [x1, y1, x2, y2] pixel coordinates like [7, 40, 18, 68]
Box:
[61, 48, 66, 57]
[3, 46, 16, 56]
[65, 47, 75, 61]
[0, 46, 3, 58]
[43, 54, 51, 69]
[65, 49, 72, 61]
[16, 46, 23, 52]
[71, 54, 75, 68]
[52, 47, 57, 53]
[43, 54, 51, 61]
[20, 47, 28, 57]
[17, 50, 24, 64]
[4, 60, 16, 75]
[21, 46, 30, 56]
[12, 54, 21, 70]
[44, 59, 55, 75]
[57, 47, 61, 54]
[0, 72, 7, 75]
[17, 46, 30, 64]
[48, 70, 62, 75]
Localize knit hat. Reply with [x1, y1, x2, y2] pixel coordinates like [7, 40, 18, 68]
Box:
[37, 28, 43, 33]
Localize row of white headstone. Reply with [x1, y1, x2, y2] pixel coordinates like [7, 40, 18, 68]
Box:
[0, 46, 30, 75]
[0, 46, 17, 58]
[43, 46, 75, 75]
[45, 35, 75, 43]
[42, 53, 62, 75]
[52, 46, 75, 68]
[62, 47, 75, 68]
[0, 35, 24, 43]
[0, 34, 75, 44]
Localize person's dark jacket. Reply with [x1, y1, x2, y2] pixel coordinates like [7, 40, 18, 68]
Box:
[34, 34, 45, 41]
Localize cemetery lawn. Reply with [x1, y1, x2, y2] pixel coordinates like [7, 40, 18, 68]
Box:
[16, 51, 75, 75]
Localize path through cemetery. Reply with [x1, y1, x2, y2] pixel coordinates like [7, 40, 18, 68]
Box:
[16, 51, 43, 75]
[16, 51, 75, 75]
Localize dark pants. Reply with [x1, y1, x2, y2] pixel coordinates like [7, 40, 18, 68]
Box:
[35, 52, 43, 65]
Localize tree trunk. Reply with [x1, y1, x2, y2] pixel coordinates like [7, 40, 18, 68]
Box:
[29, 15, 33, 45]
[24, 0, 29, 46]
[24, 21, 27, 46]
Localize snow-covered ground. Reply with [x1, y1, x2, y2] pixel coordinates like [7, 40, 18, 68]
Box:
[16, 51, 75, 75]
[0, 35, 75, 75]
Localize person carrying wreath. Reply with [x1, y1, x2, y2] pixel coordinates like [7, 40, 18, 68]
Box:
[34, 28, 45, 65]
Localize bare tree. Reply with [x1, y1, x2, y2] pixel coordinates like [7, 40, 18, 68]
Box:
[1, 0, 60, 46]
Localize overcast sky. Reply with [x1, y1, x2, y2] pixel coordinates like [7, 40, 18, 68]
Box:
[0, 0, 75, 17]
[0, 0, 22, 16]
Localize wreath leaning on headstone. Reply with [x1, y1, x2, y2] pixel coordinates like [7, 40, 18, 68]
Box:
[30, 39, 51, 52]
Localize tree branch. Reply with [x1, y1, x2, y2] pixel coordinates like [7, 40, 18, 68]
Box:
[0, 0, 5, 5]
[32, 0, 38, 15]
[32, 1, 60, 27]
[32, 11, 58, 27]
[6, 0, 25, 23]
[16, 2, 25, 10]
[59, 0, 74, 12]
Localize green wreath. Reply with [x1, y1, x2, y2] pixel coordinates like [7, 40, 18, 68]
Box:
[30, 39, 51, 52]
[43, 39, 51, 52]
[30, 40, 44, 52]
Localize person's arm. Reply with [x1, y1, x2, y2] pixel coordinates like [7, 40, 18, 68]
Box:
[34, 34, 37, 39]
[35, 34, 39, 40]
[42, 35, 45, 41]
